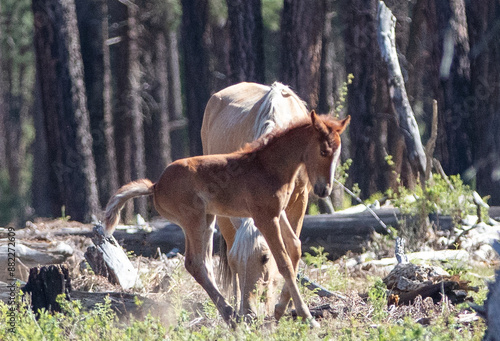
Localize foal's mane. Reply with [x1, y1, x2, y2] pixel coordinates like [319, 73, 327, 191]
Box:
[238, 114, 341, 156]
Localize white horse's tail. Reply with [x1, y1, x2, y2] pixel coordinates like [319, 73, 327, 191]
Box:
[104, 179, 154, 236]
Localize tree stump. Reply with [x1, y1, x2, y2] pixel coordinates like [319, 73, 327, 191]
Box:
[23, 264, 72, 314]
[84, 224, 138, 289]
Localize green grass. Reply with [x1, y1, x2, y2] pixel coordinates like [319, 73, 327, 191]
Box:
[0, 274, 489, 341]
[0, 250, 491, 340]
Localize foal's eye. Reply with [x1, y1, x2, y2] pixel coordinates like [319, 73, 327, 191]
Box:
[261, 254, 270, 264]
[320, 150, 328, 157]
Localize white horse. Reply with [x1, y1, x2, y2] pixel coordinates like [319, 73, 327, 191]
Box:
[201, 82, 310, 317]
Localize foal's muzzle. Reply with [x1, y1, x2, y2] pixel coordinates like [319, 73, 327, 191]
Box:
[314, 183, 332, 198]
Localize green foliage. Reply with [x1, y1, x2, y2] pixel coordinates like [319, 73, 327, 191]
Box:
[303, 246, 329, 269]
[209, 0, 228, 24]
[308, 202, 320, 216]
[335, 73, 354, 115]
[336, 316, 485, 341]
[0, 0, 36, 225]
[0, 293, 166, 341]
[0, 280, 487, 340]
[367, 277, 388, 322]
[262, 0, 283, 31]
[387, 174, 475, 225]
[336, 158, 353, 187]
[1, 0, 35, 92]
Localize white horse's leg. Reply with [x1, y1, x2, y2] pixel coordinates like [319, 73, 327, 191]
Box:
[254, 215, 318, 327]
[183, 214, 236, 326]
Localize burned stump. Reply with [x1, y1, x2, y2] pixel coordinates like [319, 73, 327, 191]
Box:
[23, 264, 71, 314]
[84, 224, 138, 289]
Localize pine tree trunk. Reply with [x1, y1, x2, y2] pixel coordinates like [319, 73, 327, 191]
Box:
[317, 0, 336, 115]
[101, 0, 119, 199]
[226, 0, 265, 85]
[166, 29, 186, 161]
[341, 0, 382, 197]
[280, 0, 325, 109]
[0, 1, 5, 170]
[75, 0, 119, 209]
[32, 80, 52, 217]
[108, 0, 133, 221]
[32, 0, 99, 222]
[433, 0, 472, 176]
[142, 8, 173, 181]
[127, 3, 147, 217]
[466, 0, 500, 205]
[181, 0, 210, 156]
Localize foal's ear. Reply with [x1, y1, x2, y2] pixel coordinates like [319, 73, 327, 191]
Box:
[336, 115, 351, 134]
[310, 110, 328, 134]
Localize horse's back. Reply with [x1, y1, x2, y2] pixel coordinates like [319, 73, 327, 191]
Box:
[201, 82, 269, 154]
[201, 82, 308, 155]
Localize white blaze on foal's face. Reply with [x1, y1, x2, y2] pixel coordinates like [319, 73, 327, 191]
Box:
[329, 144, 341, 188]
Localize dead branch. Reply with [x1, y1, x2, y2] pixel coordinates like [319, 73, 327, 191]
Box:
[377, 1, 427, 176]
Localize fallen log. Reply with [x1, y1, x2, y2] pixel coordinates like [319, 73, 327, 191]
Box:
[9, 207, 496, 264]
[69, 290, 168, 321]
[0, 240, 73, 282]
[1, 265, 167, 322]
[49, 209, 453, 260]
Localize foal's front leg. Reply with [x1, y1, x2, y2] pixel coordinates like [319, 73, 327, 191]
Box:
[254, 215, 318, 327]
[274, 211, 301, 320]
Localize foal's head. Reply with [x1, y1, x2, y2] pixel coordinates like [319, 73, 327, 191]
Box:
[305, 111, 350, 198]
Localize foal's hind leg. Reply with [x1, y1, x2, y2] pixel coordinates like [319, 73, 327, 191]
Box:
[182, 214, 236, 326]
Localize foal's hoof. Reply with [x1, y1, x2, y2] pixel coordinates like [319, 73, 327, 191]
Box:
[236, 312, 256, 325]
[274, 303, 287, 320]
[223, 307, 238, 329]
[307, 317, 320, 329]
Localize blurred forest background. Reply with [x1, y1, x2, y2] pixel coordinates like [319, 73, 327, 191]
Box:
[0, 0, 499, 226]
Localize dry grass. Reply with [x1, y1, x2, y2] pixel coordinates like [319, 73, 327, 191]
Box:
[1, 218, 494, 340]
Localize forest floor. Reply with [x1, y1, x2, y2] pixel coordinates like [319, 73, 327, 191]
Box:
[0, 214, 498, 340]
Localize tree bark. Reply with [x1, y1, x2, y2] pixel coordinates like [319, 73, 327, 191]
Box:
[341, 0, 384, 197]
[280, 0, 325, 109]
[32, 79, 52, 218]
[108, 0, 147, 219]
[226, 0, 265, 85]
[466, 0, 500, 205]
[109, 0, 133, 221]
[141, 5, 173, 181]
[127, 3, 147, 217]
[435, 0, 472, 176]
[342, 0, 416, 198]
[166, 28, 186, 161]
[181, 0, 210, 156]
[75, 0, 119, 208]
[317, 0, 337, 115]
[32, 0, 99, 222]
[0, 1, 5, 171]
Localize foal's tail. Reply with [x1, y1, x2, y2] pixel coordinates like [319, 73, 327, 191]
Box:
[104, 179, 155, 236]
